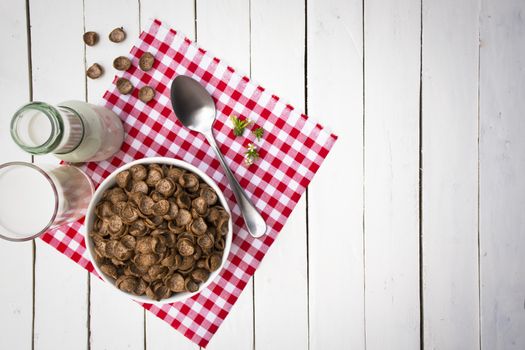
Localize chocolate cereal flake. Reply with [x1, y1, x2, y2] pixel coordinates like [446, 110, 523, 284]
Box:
[139, 52, 155, 71]
[109, 27, 126, 43]
[86, 63, 103, 79]
[116, 77, 133, 94]
[138, 86, 155, 103]
[113, 56, 131, 71]
[83, 31, 99, 46]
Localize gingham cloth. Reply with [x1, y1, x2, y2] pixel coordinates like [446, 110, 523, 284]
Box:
[41, 19, 337, 347]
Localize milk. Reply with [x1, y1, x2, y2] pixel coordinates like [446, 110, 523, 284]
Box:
[15, 108, 53, 147]
[0, 165, 56, 238]
[0, 163, 94, 240]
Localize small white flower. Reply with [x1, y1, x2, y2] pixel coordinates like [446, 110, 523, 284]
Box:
[244, 143, 260, 166]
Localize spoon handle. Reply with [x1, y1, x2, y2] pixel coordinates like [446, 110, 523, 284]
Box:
[204, 132, 267, 238]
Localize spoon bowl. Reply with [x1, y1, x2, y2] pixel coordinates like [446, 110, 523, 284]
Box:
[170, 76, 215, 133]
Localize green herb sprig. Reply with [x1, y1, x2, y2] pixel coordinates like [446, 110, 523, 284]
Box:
[230, 115, 252, 137]
[253, 127, 264, 141]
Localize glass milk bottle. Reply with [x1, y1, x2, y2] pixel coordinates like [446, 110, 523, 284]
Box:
[10, 101, 124, 162]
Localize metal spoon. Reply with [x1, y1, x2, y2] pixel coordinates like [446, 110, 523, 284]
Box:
[170, 75, 267, 238]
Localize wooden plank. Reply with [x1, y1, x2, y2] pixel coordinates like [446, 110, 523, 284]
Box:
[139, 1, 197, 349]
[307, 0, 365, 348]
[0, 0, 34, 349]
[195, 1, 253, 348]
[479, 0, 525, 348]
[421, 0, 480, 348]
[83, 1, 145, 349]
[140, 0, 195, 35]
[363, 0, 421, 348]
[0, 0, 32, 162]
[29, 0, 89, 348]
[250, 0, 309, 349]
[85, 0, 140, 103]
[89, 278, 144, 350]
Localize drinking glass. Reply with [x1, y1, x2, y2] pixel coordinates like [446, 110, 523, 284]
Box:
[0, 162, 94, 241]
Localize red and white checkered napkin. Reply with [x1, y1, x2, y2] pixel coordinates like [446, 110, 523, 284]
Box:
[41, 19, 337, 347]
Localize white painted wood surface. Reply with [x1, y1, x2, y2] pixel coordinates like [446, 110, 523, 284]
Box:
[364, 0, 421, 348]
[250, 1, 309, 350]
[0, 1, 33, 350]
[479, 0, 525, 349]
[1, 0, 525, 349]
[422, 0, 480, 348]
[307, 0, 365, 348]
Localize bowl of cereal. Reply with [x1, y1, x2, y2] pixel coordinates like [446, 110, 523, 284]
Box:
[84, 157, 232, 304]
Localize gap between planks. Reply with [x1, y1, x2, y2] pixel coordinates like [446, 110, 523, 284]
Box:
[476, 10, 482, 350]
[304, 1, 311, 350]
[418, 0, 424, 349]
[25, 0, 35, 348]
[248, 2, 257, 350]
[361, 0, 367, 348]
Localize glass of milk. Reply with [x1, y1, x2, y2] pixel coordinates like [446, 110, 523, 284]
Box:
[0, 162, 94, 242]
[10, 101, 124, 163]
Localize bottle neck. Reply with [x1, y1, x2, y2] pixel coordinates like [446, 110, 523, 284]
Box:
[10, 102, 84, 155]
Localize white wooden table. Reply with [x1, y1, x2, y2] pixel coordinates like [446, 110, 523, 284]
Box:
[1, 0, 524, 349]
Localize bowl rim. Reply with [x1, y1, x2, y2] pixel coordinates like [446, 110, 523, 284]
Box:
[83, 156, 233, 305]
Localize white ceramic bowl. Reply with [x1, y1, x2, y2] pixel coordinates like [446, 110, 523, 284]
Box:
[84, 157, 232, 305]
